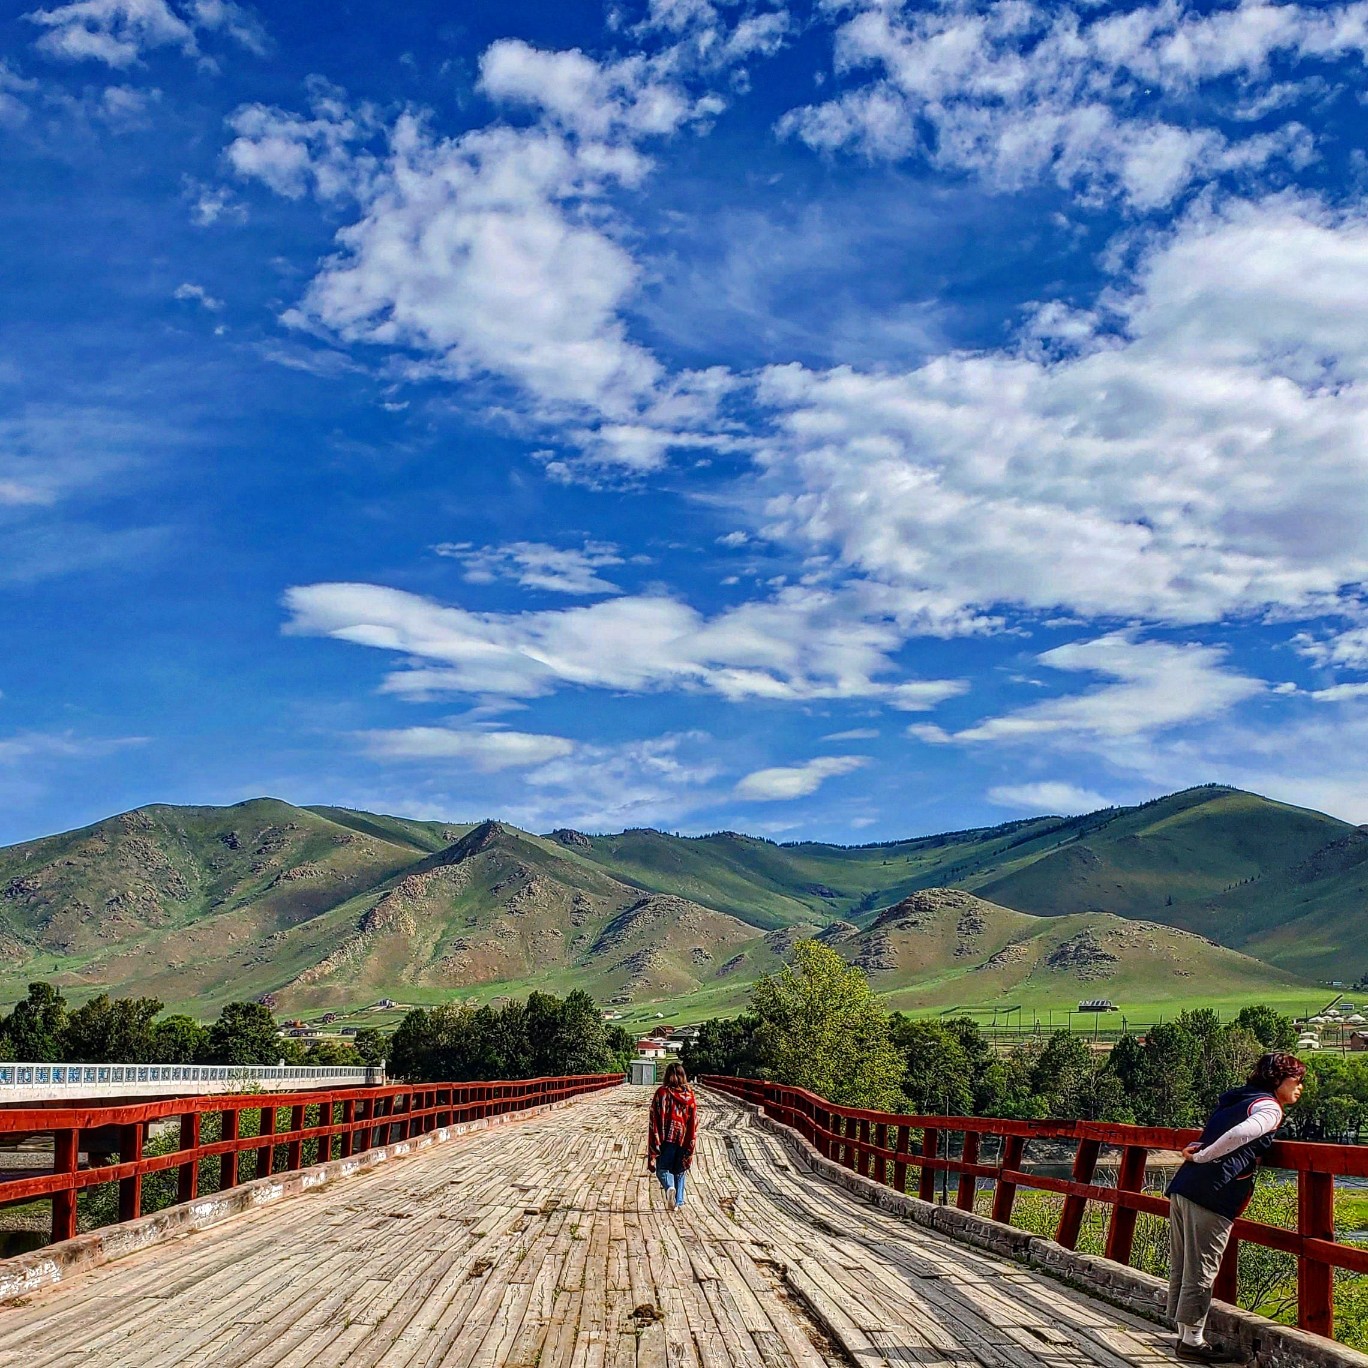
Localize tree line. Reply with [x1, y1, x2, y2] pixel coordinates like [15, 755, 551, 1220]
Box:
[387, 991, 635, 1081]
[0, 982, 384, 1067]
[0, 982, 632, 1082]
[680, 940, 1363, 1138]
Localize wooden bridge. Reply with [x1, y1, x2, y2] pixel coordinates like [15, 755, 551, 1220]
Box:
[0, 1079, 1362, 1368]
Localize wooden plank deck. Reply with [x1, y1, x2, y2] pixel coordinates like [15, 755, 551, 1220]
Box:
[0, 1087, 1180, 1368]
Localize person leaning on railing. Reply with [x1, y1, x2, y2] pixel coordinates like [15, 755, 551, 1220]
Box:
[1164, 1051, 1308, 1362]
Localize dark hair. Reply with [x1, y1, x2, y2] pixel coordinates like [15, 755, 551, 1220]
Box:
[1249, 1052, 1307, 1090]
[663, 1061, 689, 1089]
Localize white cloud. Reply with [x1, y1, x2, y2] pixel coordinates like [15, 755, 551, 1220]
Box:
[359, 726, 574, 771]
[755, 196, 1368, 629]
[222, 28, 778, 472]
[25, 0, 264, 68]
[282, 579, 967, 709]
[780, 0, 1353, 207]
[434, 539, 624, 596]
[0, 730, 146, 763]
[1296, 625, 1368, 671]
[735, 754, 869, 801]
[513, 730, 721, 830]
[477, 38, 707, 143]
[184, 180, 247, 226]
[225, 80, 378, 201]
[0, 62, 39, 125]
[953, 634, 1262, 744]
[986, 781, 1113, 814]
[887, 679, 968, 711]
[1309, 681, 1368, 702]
[173, 281, 223, 311]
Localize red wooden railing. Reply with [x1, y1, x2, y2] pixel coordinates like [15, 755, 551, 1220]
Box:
[704, 1075, 1368, 1340]
[2, 1073, 621, 1249]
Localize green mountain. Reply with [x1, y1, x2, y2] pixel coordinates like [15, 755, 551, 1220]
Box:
[0, 784, 1359, 1017]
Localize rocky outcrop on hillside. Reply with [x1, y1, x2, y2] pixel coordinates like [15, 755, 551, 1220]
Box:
[1045, 930, 1118, 979]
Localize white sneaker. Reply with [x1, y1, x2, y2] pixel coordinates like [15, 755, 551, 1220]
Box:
[666, 1187, 676, 1210]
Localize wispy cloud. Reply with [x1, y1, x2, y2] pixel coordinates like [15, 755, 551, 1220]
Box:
[25, 0, 266, 69]
[359, 726, 575, 771]
[434, 540, 625, 596]
[986, 781, 1113, 814]
[735, 754, 869, 801]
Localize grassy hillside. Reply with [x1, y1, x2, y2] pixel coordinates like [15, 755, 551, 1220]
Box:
[0, 785, 1357, 1017]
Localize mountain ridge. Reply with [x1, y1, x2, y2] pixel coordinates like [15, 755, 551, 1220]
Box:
[0, 784, 1358, 1013]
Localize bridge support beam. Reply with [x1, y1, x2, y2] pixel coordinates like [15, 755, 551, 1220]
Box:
[51, 1127, 78, 1244]
[118, 1122, 143, 1223]
[177, 1113, 200, 1204]
[1057, 1138, 1101, 1249]
[1298, 1169, 1335, 1336]
[956, 1132, 978, 1211]
[219, 1109, 239, 1191]
[1104, 1145, 1148, 1264]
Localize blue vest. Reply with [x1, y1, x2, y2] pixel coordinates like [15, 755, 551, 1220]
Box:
[1166, 1085, 1280, 1218]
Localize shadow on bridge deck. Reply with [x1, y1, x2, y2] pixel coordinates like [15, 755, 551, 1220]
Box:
[0, 1087, 1184, 1368]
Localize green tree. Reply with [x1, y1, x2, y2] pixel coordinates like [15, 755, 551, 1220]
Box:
[302, 1038, 358, 1066]
[201, 1002, 285, 1065]
[750, 940, 903, 1110]
[682, 1014, 762, 1079]
[61, 993, 163, 1062]
[0, 982, 69, 1061]
[1233, 1004, 1297, 1052]
[351, 1026, 389, 1067]
[150, 1014, 208, 1063]
[890, 1017, 973, 1115]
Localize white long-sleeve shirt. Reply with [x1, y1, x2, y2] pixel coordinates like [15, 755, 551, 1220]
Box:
[1192, 1097, 1282, 1162]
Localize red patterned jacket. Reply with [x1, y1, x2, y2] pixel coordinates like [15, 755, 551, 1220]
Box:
[648, 1084, 697, 1169]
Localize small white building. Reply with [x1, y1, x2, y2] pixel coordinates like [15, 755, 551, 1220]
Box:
[629, 1059, 657, 1086]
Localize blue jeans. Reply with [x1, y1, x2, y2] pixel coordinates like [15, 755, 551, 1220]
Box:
[656, 1141, 687, 1205]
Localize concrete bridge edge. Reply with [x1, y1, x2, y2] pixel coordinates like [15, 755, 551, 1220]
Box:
[706, 1087, 1368, 1368]
[0, 1091, 598, 1308]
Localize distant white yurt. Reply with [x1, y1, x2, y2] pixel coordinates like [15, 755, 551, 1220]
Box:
[1297, 1037, 1322, 1050]
[1350, 1014, 1367, 1025]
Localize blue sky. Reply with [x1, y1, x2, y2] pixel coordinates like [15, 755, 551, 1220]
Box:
[5, 0, 1368, 845]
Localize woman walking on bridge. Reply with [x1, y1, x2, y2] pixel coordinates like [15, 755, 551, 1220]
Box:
[648, 1062, 697, 1211]
[1165, 1051, 1306, 1362]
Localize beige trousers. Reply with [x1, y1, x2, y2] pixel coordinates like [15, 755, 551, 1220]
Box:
[1167, 1193, 1234, 1327]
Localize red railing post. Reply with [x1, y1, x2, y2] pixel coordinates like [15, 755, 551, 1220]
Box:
[1105, 1145, 1148, 1265]
[287, 1104, 306, 1170]
[1298, 1169, 1335, 1335]
[844, 1115, 858, 1169]
[177, 1112, 200, 1204]
[118, 1121, 143, 1222]
[874, 1122, 888, 1186]
[992, 1135, 1025, 1224]
[1056, 1137, 1101, 1250]
[51, 1127, 79, 1244]
[220, 1109, 240, 1190]
[340, 1098, 355, 1158]
[256, 1102, 277, 1180]
[858, 1118, 872, 1178]
[919, 1127, 939, 1202]
[956, 1132, 978, 1211]
[893, 1124, 910, 1193]
[317, 1101, 334, 1163]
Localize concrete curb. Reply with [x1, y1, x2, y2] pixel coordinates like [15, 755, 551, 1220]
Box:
[0, 1093, 593, 1305]
[720, 1092, 1368, 1368]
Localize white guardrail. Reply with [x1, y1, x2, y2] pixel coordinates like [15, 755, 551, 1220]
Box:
[0, 1062, 385, 1095]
